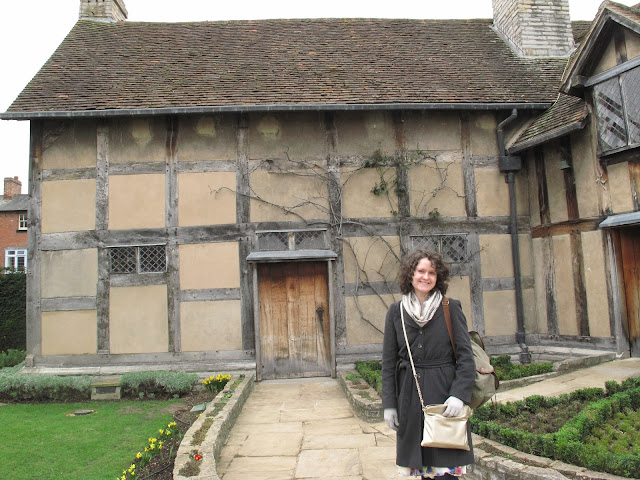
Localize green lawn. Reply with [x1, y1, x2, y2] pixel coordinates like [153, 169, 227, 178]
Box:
[2, 398, 182, 480]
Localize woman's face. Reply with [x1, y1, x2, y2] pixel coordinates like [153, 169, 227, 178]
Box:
[411, 257, 437, 300]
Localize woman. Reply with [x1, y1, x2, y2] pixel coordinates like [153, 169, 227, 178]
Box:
[382, 249, 475, 479]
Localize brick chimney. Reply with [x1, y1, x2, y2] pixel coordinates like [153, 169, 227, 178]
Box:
[3, 177, 22, 200]
[492, 0, 574, 57]
[79, 0, 128, 23]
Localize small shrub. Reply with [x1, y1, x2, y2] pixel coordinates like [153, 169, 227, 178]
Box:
[0, 349, 26, 368]
[120, 371, 198, 399]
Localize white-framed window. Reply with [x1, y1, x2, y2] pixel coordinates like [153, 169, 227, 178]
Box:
[5, 248, 27, 272]
[18, 213, 27, 231]
[109, 245, 166, 274]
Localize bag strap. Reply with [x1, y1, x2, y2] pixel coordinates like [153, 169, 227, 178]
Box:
[400, 306, 427, 409]
[442, 298, 458, 360]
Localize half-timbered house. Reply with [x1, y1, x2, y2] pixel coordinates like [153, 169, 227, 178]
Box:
[2, 0, 639, 378]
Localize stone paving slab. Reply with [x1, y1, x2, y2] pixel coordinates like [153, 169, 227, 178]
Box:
[295, 449, 362, 477]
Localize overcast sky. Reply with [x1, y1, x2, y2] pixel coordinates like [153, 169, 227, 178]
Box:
[0, 0, 633, 194]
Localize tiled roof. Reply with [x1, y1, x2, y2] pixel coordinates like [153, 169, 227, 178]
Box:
[509, 94, 588, 153]
[4, 18, 569, 116]
[0, 194, 29, 212]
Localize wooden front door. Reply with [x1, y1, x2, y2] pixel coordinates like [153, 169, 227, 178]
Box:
[257, 261, 331, 379]
[620, 227, 640, 356]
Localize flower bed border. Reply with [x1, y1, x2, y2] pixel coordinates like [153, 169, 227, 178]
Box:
[173, 372, 254, 480]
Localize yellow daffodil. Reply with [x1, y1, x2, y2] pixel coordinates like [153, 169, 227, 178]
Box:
[159, 429, 164, 435]
[136, 452, 142, 459]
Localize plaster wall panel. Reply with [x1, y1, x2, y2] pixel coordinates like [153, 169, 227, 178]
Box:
[544, 143, 569, 224]
[41, 310, 97, 355]
[483, 290, 517, 336]
[334, 111, 396, 157]
[531, 237, 549, 334]
[343, 235, 401, 285]
[345, 294, 394, 345]
[480, 234, 514, 278]
[404, 111, 462, 151]
[108, 117, 167, 164]
[607, 162, 635, 213]
[593, 38, 618, 75]
[571, 130, 600, 218]
[179, 242, 240, 290]
[469, 113, 498, 156]
[41, 248, 97, 298]
[552, 235, 579, 335]
[409, 155, 466, 218]
[41, 120, 97, 170]
[178, 171, 236, 226]
[41, 179, 96, 233]
[475, 167, 527, 217]
[248, 112, 326, 162]
[341, 167, 398, 218]
[181, 300, 242, 351]
[448, 275, 472, 330]
[582, 230, 611, 337]
[250, 170, 329, 223]
[109, 284, 169, 354]
[526, 150, 542, 227]
[108, 174, 166, 230]
[625, 29, 640, 60]
[177, 115, 236, 162]
[522, 287, 538, 334]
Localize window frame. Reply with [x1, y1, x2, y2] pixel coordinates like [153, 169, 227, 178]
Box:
[18, 213, 28, 231]
[109, 244, 167, 274]
[5, 248, 27, 272]
[589, 61, 640, 157]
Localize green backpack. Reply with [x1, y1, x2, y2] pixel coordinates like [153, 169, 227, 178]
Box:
[443, 298, 499, 409]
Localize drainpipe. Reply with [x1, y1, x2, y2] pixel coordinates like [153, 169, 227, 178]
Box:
[497, 109, 531, 364]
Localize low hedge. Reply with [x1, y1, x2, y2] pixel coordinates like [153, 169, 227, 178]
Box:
[0, 370, 92, 403]
[120, 370, 198, 399]
[471, 377, 640, 478]
[491, 354, 553, 380]
[355, 361, 382, 396]
[0, 369, 198, 403]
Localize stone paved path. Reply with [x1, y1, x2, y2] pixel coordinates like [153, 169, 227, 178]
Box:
[217, 377, 399, 480]
[216, 357, 640, 480]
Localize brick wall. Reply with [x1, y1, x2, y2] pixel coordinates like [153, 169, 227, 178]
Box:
[0, 212, 27, 265]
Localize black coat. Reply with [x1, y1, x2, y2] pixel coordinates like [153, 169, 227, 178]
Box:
[381, 299, 475, 469]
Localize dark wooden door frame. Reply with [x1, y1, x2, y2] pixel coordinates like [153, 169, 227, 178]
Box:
[249, 256, 336, 381]
[602, 220, 640, 357]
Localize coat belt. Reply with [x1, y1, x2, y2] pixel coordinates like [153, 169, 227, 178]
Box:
[395, 357, 455, 435]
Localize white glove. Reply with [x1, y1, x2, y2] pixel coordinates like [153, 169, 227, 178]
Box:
[443, 396, 464, 417]
[384, 408, 399, 431]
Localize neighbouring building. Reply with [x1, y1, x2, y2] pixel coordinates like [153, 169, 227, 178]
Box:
[0, 176, 28, 272]
[1, 0, 639, 378]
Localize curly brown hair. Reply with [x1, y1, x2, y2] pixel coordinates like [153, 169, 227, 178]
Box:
[398, 248, 450, 295]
